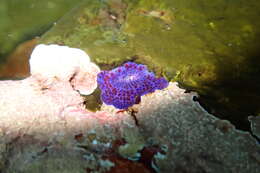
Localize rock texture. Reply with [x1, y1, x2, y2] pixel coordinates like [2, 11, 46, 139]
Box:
[0, 80, 259, 172]
[249, 116, 260, 139]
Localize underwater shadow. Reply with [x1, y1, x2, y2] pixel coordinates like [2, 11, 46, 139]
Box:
[196, 33, 260, 132]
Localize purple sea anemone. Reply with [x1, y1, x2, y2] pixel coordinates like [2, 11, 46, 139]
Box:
[97, 62, 168, 109]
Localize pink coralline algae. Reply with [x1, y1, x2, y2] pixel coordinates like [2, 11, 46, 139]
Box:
[97, 62, 169, 109]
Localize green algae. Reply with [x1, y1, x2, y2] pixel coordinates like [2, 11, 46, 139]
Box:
[118, 128, 145, 159]
[40, 0, 260, 86]
[0, 0, 83, 62]
[40, 0, 260, 129]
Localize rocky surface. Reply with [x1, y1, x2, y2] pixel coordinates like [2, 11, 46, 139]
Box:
[0, 79, 259, 172]
[249, 116, 260, 139]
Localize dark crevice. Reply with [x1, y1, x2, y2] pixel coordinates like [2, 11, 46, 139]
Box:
[128, 108, 139, 127]
[178, 33, 260, 143]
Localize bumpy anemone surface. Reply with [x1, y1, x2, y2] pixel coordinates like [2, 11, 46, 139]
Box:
[97, 62, 168, 109]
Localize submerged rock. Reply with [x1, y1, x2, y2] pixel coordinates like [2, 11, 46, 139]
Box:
[0, 81, 259, 172]
[0, 44, 101, 142]
[0, 0, 259, 172]
[39, 0, 260, 129]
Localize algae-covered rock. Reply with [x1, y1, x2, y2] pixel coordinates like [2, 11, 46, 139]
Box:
[39, 0, 260, 127]
[0, 0, 82, 61]
[40, 0, 260, 85]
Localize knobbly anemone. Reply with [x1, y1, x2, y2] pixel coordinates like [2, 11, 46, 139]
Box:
[97, 62, 168, 109]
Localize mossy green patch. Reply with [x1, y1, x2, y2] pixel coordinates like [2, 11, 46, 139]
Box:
[0, 0, 83, 62]
[118, 128, 145, 159]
